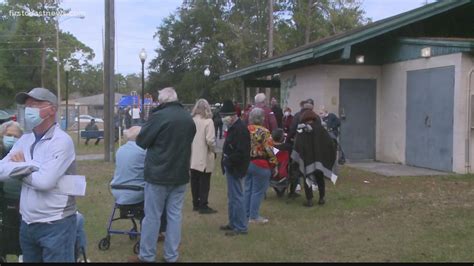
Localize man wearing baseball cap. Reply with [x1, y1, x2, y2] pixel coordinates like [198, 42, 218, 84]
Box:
[0, 87, 78, 262]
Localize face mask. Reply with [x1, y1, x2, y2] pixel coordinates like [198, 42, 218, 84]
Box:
[2, 136, 18, 151]
[25, 107, 46, 129]
[284, 112, 290, 116]
[222, 116, 233, 127]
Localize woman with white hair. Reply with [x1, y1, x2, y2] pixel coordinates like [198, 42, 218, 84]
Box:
[0, 121, 23, 260]
[190, 99, 217, 214]
[111, 125, 167, 241]
[1, 121, 23, 158]
[244, 108, 277, 224]
[0, 121, 23, 197]
[111, 126, 146, 204]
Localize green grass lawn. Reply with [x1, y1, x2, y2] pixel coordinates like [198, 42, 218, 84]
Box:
[72, 159, 474, 262]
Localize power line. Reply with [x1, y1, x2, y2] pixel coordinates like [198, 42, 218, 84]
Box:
[0, 47, 84, 51]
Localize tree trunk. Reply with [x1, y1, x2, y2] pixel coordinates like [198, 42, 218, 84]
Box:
[40, 36, 46, 87]
[304, 0, 314, 44]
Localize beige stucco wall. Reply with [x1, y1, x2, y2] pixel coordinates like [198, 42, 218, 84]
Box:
[280, 64, 382, 162]
[380, 53, 469, 173]
[280, 64, 381, 115]
[280, 52, 473, 174]
[463, 54, 474, 174]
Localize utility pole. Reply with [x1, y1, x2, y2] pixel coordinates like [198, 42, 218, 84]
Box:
[104, 0, 115, 162]
[266, 0, 274, 103]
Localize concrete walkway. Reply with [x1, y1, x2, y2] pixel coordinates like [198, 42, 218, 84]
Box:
[76, 138, 225, 162]
[345, 161, 451, 176]
[76, 154, 104, 161]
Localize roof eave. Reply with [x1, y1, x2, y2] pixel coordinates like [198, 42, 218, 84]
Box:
[220, 0, 472, 81]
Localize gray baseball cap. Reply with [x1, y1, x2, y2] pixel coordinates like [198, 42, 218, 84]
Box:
[15, 87, 58, 106]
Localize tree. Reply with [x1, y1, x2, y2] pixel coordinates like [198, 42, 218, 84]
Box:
[0, 0, 94, 107]
[147, 0, 370, 104]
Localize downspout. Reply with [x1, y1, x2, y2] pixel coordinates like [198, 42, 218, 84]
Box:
[466, 68, 474, 173]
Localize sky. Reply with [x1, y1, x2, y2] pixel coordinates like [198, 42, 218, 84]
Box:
[58, 0, 435, 76]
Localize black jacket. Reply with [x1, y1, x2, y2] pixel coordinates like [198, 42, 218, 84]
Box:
[291, 121, 336, 179]
[221, 118, 250, 179]
[322, 113, 340, 132]
[136, 102, 196, 186]
[272, 105, 284, 128]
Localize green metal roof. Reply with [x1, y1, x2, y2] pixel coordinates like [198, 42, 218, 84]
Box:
[220, 0, 473, 81]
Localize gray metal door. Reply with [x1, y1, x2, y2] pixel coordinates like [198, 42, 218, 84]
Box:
[406, 66, 454, 172]
[339, 79, 376, 160]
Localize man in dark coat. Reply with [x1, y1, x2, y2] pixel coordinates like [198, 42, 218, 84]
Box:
[271, 97, 283, 129]
[131, 87, 196, 263]
[219, 99, 251, 237]
[84, 119, 100, 145]
[286, 98, 314, 198]
[291, 110, 337, 207]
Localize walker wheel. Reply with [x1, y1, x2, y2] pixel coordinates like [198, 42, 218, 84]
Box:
[133, 241, 140, 254]
[98, 237, 110, 250]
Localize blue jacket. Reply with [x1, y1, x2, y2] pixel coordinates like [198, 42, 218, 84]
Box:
[111, 141, 146, 205]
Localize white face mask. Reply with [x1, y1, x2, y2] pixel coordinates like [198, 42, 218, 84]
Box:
[2, 135, 18, 151]
[284, 111, 290, 116]
[222, 116, 234, 127]
[25, 107, 45, 130]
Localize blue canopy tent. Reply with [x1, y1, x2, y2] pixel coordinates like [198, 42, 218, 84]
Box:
[117, 95, 153, 109]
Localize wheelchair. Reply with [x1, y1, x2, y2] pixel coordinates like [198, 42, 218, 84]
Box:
[98, 185, 144, 255]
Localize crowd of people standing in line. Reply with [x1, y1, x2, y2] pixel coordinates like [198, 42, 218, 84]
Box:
[0, 85, 343, 262]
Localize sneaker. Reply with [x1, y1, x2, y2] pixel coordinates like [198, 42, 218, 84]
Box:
[249, 217, 269, 224]
[295, 184, 301, 192]
[225, 230, 248, 236]
[199, 206, 218, 214]
[219, 224, 234, 231]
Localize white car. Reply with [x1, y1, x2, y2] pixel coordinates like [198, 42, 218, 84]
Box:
[74, 115, 104, 123]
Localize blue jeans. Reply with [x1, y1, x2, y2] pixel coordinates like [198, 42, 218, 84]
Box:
[225, 167, 248, 233]
[139, 182, 186, 263]
[20, 214, 77, 262]
[244, 162, 271, 219]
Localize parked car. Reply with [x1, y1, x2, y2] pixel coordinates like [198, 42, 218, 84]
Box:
[74, 115, 104, 123]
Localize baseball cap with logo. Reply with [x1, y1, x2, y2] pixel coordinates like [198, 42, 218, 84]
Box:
[15, 87, 58, 106]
